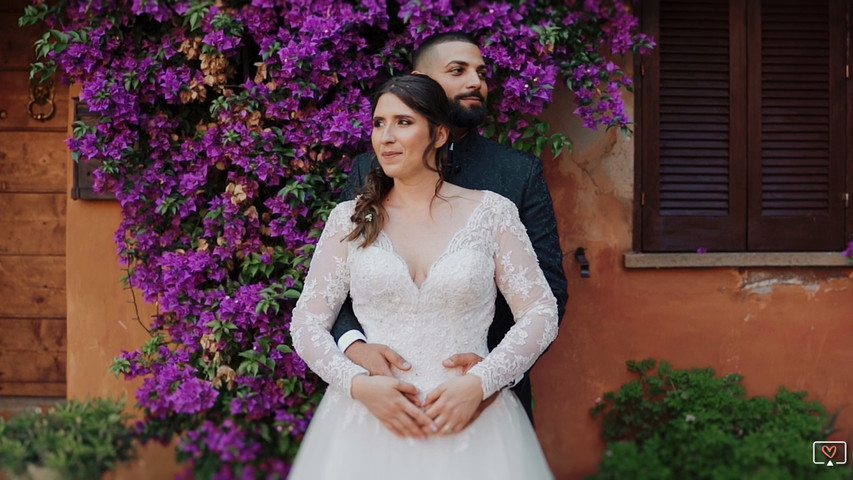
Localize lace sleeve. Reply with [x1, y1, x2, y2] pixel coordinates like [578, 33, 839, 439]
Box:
[466, 196, 559, 398]
[290, 202, 368, 397]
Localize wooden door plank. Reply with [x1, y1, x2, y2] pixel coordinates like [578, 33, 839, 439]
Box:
[0, 317, 66, 351]
[0, 255, 65, 317]
[0, 71, 69, 131]
[0, 131, 68, 193]
[0, 351, 65, 383]
[0, 0, 34, 14]
[0, 318, 66, 389]
[0, 193, 65, 255]
[0, 11, 44, 69]
[0, 346, 65, 383]
[0, 382, 65, 397]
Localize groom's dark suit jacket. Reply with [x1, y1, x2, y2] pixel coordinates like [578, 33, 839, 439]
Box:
[331, 129, 569, 423]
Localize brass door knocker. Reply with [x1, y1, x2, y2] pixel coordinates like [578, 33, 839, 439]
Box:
[28, 77, 55, 121]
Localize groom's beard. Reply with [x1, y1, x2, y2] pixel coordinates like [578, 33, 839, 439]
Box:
[449, 93, 487, 128]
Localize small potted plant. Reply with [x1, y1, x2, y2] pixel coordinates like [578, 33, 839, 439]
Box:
[0, 397, 136, 480]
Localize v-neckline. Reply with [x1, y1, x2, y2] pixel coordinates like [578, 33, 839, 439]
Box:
[377, 191, 488, 291]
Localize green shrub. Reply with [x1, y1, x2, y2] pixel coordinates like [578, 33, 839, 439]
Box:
[0, 397, 136, 480]
[586, 359, 852, 480]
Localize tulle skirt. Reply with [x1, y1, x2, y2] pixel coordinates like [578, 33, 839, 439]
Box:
[288, 387, 553, 479]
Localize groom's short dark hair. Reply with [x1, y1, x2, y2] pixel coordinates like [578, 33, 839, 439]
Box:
[412, 32, 479, 70]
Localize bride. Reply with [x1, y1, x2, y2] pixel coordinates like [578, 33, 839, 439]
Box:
[288, 74, 558, 479]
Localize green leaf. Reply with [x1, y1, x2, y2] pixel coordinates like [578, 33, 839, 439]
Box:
[534, 136, 548, 156]
[109, 358, 131, 378]
[482, 124, 496, 139]
[549, 133, 570, 157]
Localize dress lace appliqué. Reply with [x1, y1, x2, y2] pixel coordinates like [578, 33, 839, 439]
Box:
[290, 191, 558, 400]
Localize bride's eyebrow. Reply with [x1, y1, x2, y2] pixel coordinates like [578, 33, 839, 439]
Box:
[373, 114, 415, 122]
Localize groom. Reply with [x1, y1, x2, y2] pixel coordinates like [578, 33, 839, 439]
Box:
[331, 31, 568, 437]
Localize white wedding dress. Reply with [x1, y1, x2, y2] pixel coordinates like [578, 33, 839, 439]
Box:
[288, 191, 558, 479]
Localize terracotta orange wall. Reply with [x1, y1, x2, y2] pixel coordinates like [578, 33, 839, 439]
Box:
[532, 62, 853, 479]
[65, 88, 181, 479]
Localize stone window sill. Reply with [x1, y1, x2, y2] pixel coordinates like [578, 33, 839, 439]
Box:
[624, 252, 852, 269]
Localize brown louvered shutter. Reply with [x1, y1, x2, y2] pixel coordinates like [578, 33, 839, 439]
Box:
[640, 0, 848, 253]
[641, 0, 747, 252]
[746, 0, 846, 251]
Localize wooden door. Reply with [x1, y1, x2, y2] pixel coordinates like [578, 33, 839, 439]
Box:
[0, 0, 67, 397]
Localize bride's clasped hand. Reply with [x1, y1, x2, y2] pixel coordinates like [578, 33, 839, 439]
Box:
[350, 367, 484, 438]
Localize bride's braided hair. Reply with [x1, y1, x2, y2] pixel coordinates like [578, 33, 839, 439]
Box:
[347, 74, 452, 247]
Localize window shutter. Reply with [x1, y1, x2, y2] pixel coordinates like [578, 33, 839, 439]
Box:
[746, 0, 846, 250]
[641, 0, 748, 252]
[640, 0, 849, 253]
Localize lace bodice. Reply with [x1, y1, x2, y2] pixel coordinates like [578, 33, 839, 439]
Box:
[290, 191, 558, 400]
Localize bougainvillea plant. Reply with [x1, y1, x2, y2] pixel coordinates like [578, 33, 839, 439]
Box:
[22, 0, 652, 477]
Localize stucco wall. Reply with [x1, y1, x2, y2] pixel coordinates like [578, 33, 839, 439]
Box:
[65, 85, 180, 478]
[65, 198, 179, 479]
[533, 72, 853, 479]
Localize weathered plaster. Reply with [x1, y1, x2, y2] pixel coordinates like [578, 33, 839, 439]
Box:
[533, 62, 853, 480]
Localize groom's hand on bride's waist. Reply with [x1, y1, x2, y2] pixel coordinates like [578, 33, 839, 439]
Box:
[442, 352, 483, 374]
[442, 353, 498, 428]
[345, 340, 412, 376]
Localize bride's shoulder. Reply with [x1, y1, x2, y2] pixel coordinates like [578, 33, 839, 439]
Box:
[333, 199, 357, 213]
[480, 190, 519, 215]
[326, 200, 357, 226]
[443, 184, 506, 209]
[442, 186, 518, 218]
